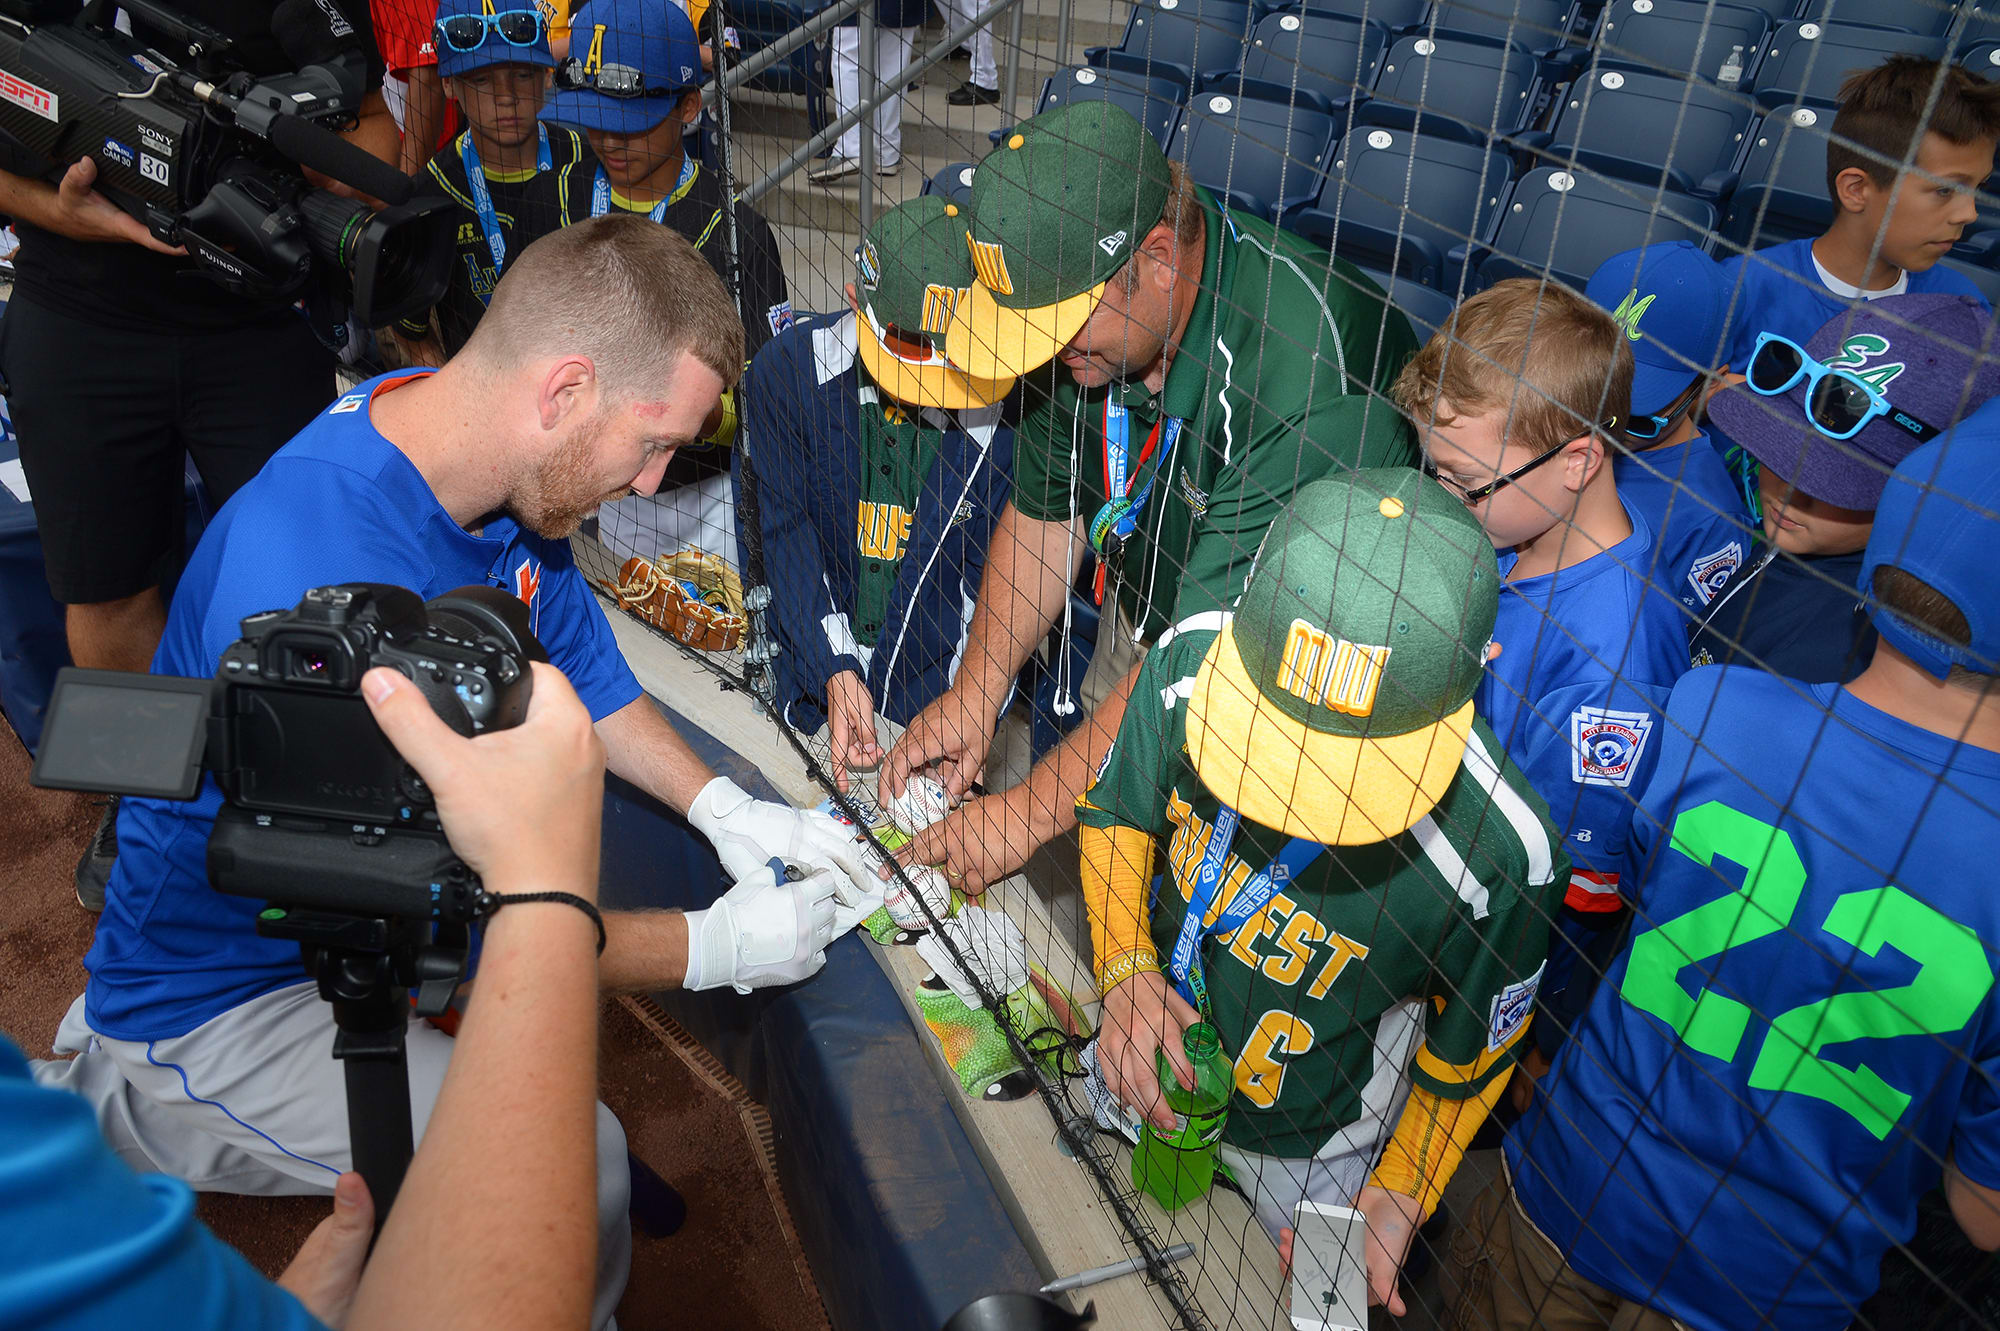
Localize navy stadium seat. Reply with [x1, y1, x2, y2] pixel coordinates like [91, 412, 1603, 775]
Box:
[1357, 265, 1460, 338]
[923, 162, 979, 206]
[1085, 0, 1258, 91]
[1795, 0, 1961, 37]
[1593, 0, 1770, 88]
[1204, 12, 1388, 116]
[1359, 33, 1541, 142]
[1256, 0, 1430, 27]
[1473, 166, 1718, 290]
[1962, 39, 2000, 75]
[1037, 66, 1186, 148]
[1939, 253, 2000, 305]
[1170, 92, 1342, 218]
[730, 0, 826, 94]
[1721, 104, 1832, 247]
[1539, 66, 1753, 196]
[1753, 20, 1946, 110]
[1408, 0, 1578, 63]
[1291, 128, 1511, 287]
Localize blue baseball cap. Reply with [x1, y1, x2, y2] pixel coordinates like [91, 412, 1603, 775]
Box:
[1861, 398, 2000, 678]
[433, 0, 557, 80]
[541, 0, 703, 135]
[1585, 242, 1731, 417]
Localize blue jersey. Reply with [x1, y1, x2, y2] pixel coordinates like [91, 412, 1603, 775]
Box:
[0, 1038, 329, 1330]
[1477, 496, 1689, 907]
[1613, 431, 1751, 613]
[86, 373, 642, 1043]
[1719, 237, 1988, 369]
[1510, 667, 2000, 1331]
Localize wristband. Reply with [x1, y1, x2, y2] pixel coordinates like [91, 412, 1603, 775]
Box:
[1096, 948, 1161, 996]
[482, 890, 607, 955]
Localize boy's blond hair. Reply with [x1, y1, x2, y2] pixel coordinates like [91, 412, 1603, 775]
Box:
[1392, 279, 1632, 456]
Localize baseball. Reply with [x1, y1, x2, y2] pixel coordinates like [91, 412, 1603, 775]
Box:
[885, 863, 954, 930]
[884, 773, 955, 836]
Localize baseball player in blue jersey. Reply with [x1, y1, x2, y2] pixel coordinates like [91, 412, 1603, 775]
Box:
[740, 198, 1018, 791]
[1583, 243, 1751, 613]
[1452, 402, 2000, 1331]
[1396, 280, 1690, 1067]
[31, 220, 876, 1329]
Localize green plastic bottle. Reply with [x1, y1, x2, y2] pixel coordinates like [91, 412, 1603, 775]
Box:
[1131, 1022, 1233, 1210]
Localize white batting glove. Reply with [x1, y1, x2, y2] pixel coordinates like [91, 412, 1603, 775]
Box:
[688, 776, 875, 903]
[681, 859, 841, 993]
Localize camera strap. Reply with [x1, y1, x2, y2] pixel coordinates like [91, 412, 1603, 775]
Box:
[590, 155, 698, 224]
[461, 127, 553, 283]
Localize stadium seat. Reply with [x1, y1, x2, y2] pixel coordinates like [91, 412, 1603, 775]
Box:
[1472, 166, 1719, 290]
[1357, 264, 1460, 338]
[1537, 66, 1753, 197]
[1084, 0, 1258, 91]
[1255, 0, 1430, 27]
[1358, 33, 1541, 143]
[1938, 253, 2000, 305]
[1962, 39, 2000, 75]
[1291, 128, 1512, 288]
[922, 162, 979, 206]
[730, 0, 826, 95]
[1752, 20, 1946, 110]
[1036, 66, 1186, 148]
[1170, 92, 1342, 219]
[1408, 0, 1578, 64]
[1593, 0, 1770, 88]
[1203, 12, 1388, 117]
[1794, 0, 1961, 38]
[1720, 104, 1832, 247]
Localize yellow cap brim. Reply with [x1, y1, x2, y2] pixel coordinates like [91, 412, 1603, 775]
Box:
[946, 275, 1106, 380]
[853, 324, 1016, 410]
[1184, 624, 1472, 845]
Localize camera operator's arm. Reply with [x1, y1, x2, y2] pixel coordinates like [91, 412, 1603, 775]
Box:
[398, 67, 447, 177]
[0, 159, 184, 254]
[342, 662, 602, 1330]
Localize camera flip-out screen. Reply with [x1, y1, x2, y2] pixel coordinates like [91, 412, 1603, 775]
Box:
[32, 669, 213, 801]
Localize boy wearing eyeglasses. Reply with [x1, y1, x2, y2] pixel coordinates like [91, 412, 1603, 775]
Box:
[1691, 293, 2000, 683]
[1394, 278, 1689, 1073]
[542, 0, 792, 556]
[741, 199, 1018, 792]
[1719, 57, 1999, 374]
[390, 0, 585, 363]
[1584, 243, 1752, 613]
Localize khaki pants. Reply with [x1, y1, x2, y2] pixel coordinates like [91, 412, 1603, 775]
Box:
[1447, 1167, 1684, 1331]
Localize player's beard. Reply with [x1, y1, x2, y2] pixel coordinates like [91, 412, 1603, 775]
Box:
[515, 413, 627, 539]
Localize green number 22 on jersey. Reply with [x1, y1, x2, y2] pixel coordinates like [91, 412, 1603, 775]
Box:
[1618, 801, 1994, 1139]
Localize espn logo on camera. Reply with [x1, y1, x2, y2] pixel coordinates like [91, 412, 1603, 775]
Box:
[0, 70, 58, 122]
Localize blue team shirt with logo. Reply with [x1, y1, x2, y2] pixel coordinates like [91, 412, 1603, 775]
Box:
[84, 373, 642, 1043]
[1719, 237, 1988, 369]
[1613, 430, 1751, 613]
[1510, 666, 2000, 1331]
[1476, 496, 1690, 895]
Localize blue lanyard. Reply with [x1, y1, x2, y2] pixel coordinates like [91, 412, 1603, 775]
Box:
[1166, 803, 1328, 1016]
[461, 126, 551, 283]
[591, 155, 696, 223]
[1088, 402, 1183, 555]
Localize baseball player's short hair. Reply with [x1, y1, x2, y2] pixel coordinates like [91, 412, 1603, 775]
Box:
[1872, 564, 1990, 688]
[1828, 57, 2000, 197]
[1392, 278, 1633, 455]
[464, 214, 746, 397]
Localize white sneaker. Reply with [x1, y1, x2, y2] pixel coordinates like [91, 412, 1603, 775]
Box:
[808, 156, 860, 184]
[875, 159, 901, 177]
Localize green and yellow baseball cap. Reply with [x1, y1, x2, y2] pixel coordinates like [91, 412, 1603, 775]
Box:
[944, 101, 1171, 381]
[852, 197, 1016, 411]
[1186, 469, 1499, 845]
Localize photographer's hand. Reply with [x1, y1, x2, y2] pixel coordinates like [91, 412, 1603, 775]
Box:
[0, 159, 185, 254]
[276, 1171, 375, 1328]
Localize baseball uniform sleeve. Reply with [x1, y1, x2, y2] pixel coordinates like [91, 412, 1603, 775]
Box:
[1007, 370, 1090, 525]
[368, 0, 438, 73]
[527, 538, 642, 722]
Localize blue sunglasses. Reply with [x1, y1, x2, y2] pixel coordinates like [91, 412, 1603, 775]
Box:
[435, 9, 545, 52]
[1745, 332, 1942, 444]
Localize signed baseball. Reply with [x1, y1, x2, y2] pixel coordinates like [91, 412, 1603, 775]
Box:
[885, 773, 954, 836]
[885, 863, 954, 930]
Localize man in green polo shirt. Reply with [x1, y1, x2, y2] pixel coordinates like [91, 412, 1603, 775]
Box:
[880, 100, 1419, 893]
[1079, 470, 1565, 1307]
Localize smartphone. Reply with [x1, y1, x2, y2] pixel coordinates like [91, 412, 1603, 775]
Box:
[1288, 1200, 1370, 1331]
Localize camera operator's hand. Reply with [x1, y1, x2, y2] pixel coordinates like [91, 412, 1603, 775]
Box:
[36, 158, 186, 255]
[687, 775, 874, 903]
[361, 662, 605, 898]
[681, 860, 841, 993]
[275, 1171, 374, 1328]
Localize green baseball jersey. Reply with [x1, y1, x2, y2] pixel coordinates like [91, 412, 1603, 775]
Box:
[1078, 618, 1570, 1159]
[1010, 193, 1420, 642]
[853, 394, 946, 646]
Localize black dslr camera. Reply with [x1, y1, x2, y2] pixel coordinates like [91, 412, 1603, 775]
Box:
[0, 0, 453, 325]
[33, 582, 546, 927]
